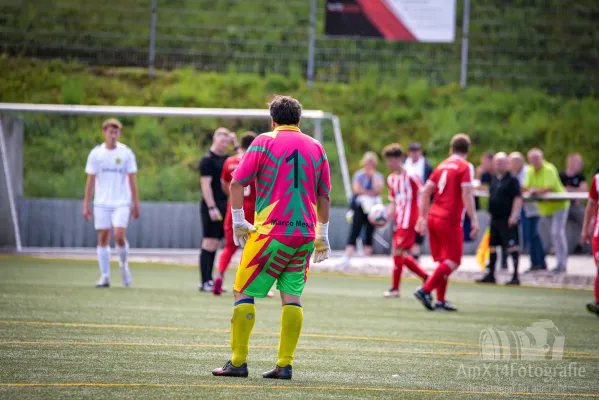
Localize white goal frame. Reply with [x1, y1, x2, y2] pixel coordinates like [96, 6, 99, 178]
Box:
[0, 103, 352, 252]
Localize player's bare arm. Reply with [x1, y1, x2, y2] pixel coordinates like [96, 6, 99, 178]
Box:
[128, 173, 140, 220]
[83, 174, 95, 221]
[222, 179, 231, 196]
[509, 195, 523, 227]
[416, 181, 434, 234]
[462, 185, 479, 239]
[201, 176, 222, 221]
[581, 197, 597, 244]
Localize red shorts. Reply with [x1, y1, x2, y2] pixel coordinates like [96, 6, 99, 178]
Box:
[224, 202, 255, 247]
[427, 215, 463, 265]
[392, 228, 417, 250]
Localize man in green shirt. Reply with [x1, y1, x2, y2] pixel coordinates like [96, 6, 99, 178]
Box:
[524, 148, 569, 273]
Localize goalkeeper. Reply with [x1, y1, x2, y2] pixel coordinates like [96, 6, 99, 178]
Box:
[212, 95, 331, 380]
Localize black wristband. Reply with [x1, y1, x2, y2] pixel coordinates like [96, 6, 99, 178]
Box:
[208, 206, 216, 210]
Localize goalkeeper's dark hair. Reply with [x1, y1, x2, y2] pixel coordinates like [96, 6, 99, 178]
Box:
[382, 143, 404, 159]
[269, 95, 302, 125]
[241, 131, 257, 150]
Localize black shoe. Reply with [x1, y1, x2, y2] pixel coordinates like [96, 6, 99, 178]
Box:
[95, 280, 110, 288]
[414, 287, 434, 311]
[212, 361, 249, 377]
[263, 365, 292, 380]
[505, 277, 520, 285]
[476, 273, 496, 284]
[573, 244, 584, 255]
[586, 302, 599, 317]
[435, 301, 457, 312]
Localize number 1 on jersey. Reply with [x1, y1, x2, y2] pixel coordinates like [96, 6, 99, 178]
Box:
[438, 170, 448, 195]
[285, 149, 299, 189]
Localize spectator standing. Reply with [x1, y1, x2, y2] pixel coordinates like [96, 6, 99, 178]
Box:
[476, 152, 508, 269]
[560, 153, 588, 253]
[404, 142, 433, 260]
[509, 152, 546, 270]
[477, 153, 523, 285]
[476, 152, 495, 189]
[524, 149, 570, 274]
[338, 152, 385, 268]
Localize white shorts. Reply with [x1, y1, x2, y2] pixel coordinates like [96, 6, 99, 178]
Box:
[94, 206, 130, 230]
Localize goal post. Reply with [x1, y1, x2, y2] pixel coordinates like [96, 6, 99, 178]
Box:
[0, 103, 352, 251]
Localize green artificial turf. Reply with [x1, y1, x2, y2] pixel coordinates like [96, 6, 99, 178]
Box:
[0, 256, 597, 399]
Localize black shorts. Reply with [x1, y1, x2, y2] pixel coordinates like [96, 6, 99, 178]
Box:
[489, 217, 519, 249]
[201, 201, 227, 239]
[415, 233, 424, 245]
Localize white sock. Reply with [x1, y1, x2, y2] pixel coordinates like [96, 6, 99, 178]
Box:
[97, 246, 111, 280]
[116, 241, 129, 269]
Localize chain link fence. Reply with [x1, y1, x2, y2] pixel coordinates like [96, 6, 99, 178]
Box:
[1, 0, 597, 95]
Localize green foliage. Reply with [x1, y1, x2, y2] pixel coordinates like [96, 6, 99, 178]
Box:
[1, 58, 598, 206]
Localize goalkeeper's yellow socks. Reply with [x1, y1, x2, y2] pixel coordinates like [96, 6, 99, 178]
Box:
[230, 299, 256, 367]
[277, 303, 303, 367]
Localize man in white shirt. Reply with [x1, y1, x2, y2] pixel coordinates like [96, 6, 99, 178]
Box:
[83, 119, 140, 287]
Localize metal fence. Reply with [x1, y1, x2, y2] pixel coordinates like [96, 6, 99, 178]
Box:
[1, 0, 597, 96]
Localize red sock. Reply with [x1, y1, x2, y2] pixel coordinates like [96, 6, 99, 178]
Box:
[217, 245, 238, 274]
[437, 276, 449, 302]
[403, 254, 428, 279]
[595, 271, 599, 304]
[392, 256, 403, 290]
[422, 263, 451, 293]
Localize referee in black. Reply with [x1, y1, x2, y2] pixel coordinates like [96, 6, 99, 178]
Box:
[477, 152, 523, 285]
[198, 127, 236, 292]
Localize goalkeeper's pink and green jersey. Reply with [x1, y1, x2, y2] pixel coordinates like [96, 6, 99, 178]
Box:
[232, 125, 331, 238]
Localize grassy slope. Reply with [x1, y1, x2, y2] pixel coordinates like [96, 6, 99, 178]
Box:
[1, 57, 599, 205]
[0, 257, 598, 399]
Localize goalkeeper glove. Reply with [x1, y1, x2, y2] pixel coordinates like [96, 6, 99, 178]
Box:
[313, 222, 330, 263]
[231, 208, 256, 247]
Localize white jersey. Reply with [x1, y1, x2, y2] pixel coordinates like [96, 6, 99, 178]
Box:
[85, 142, 137, 208]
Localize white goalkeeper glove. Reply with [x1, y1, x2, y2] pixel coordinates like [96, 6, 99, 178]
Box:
[313, 222, 330, 263]
[231, 208, 256, 247]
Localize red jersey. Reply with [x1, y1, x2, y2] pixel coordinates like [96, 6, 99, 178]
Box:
[387, 170, 421, 231]
[590, 174, 599, 238]
[427, 155, 474, 225]
[221, 154, 256, 209]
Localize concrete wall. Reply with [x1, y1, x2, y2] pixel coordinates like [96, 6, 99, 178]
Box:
[16, 198, 586, 254]
[17, 199, 350, 250]
[0, 117, 24, 248]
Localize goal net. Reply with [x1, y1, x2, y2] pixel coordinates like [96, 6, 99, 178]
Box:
[0, 103, 350, 252]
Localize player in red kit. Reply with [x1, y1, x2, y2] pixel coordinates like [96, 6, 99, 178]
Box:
[213, 132, 266, 296]
[414, 134, 478, 311]
[581, 172, 599, 316]
[381, 144, 429, 298]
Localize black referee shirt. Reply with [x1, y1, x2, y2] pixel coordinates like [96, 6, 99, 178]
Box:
[199, 151, 228, 205]
[488, 172, 521, 219]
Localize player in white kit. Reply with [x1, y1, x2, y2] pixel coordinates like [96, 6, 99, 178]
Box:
[83, 119, 140, 287]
